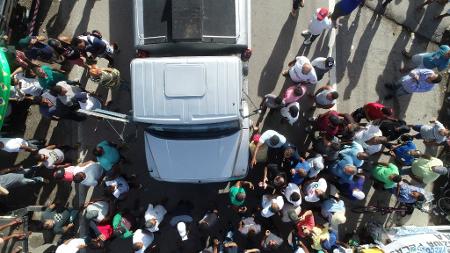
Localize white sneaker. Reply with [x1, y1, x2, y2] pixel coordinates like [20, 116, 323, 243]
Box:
[301, 30, 310, 36]
[303, 39, 312, 45]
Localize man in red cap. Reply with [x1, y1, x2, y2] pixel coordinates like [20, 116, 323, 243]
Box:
[302, 8, 332, 45]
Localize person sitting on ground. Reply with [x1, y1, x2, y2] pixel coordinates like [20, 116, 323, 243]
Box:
[410, 119, 449, 146]
[88, 65, 122, 89]
[371, 162, 402, 189]
[384, 68, 442, 99]
[394, 181, 426, 205]
[42, 201, 78, 237]
[283, 84, 307, 104]
[260, 230, 283, 251]
[280, 101, 300, 126]
[351, 102, 394, 123]
[353, 124, 388, 155]
[376, 118, 410, 142]
[282, 56, 318, 85]
[72, 160, 104, 187]
[261, 194, 284, 218]
[144, 202, 167, 233]
[254, 94, 285, 130]
[132, 228, 154, 253]
[251, 130, 287, 167]
[229, 180, 254, 213]
[312, 56, 335, 81]
[312, 85, 338, 110]
[0, 165, 48, 195]
[35, 144, 70, 170]
[0, 137, 43, 153]
[93, 140, 122, 173]
[411, 154, 447, 185]
[320, 194, 347, 227]
[385, 134, 420, 166]
[303, 178, 328, 202]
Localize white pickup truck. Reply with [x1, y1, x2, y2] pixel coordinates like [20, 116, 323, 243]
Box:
[131, 0, 251, 183]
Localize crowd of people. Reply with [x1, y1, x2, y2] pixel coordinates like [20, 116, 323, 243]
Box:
[0, 0, 449, 252]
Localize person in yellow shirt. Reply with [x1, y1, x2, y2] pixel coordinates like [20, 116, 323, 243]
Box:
[411, 154, 447, 184]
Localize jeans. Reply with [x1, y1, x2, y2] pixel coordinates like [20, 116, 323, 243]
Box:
[391, 81, 412, 97]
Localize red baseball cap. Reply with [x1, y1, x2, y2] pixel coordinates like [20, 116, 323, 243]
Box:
[317, 8, 329, 21]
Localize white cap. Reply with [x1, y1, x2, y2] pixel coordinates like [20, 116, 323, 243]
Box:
[177, 222, 188, 241]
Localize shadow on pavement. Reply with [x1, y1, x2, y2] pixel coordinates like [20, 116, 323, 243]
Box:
[44, 0, 78, 37]
[257, 15, 298, 97]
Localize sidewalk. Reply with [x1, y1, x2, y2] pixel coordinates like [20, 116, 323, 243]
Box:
[365, 0, 450, 43]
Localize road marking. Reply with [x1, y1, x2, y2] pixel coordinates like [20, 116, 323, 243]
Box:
[328, 0, 338, 111]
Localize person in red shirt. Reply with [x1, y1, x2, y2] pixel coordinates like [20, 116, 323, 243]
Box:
[295, 210, 315, 238]
[307, 110, 355, 139]
[351, 102, 393, 123]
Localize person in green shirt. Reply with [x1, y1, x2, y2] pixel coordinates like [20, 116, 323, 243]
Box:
[229, 180, 254, 213]
[411, 155, 447, 185]
[371, 162, 401, 189]
[35, 65, 66, 89]
[112, 212, 135, 239]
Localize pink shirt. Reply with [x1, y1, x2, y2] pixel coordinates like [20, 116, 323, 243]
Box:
[283, 85, 306, 104]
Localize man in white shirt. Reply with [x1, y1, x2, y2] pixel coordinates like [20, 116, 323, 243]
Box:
[280, 102, 300, 126]
[73, 161, 103, 187]
[251, 130, 287, 167]
[302, 8, 333, 45]
[261, 194, 284, 218]
[283, 183, 302, 206]
[304, 178, 327, 202]
[35, 145, 66, 169]
[11, 72, 43, 100]
[144, 203, 167, 232]
[51, 81, 87, 107]
[353, 124, 388, 155]
[282, 56, 318, 85]
[105, 176, 130, 200]
[56, 238, 87, 253]
[132, 229, 154, 253]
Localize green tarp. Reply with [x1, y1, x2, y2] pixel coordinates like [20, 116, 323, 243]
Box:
[0, 47, 11, 130]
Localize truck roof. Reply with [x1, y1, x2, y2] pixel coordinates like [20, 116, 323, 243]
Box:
[131, 56, 242, 125]
[133, 0, 250, 55]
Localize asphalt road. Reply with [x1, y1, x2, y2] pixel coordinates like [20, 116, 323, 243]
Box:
[1, 0, 448, 252]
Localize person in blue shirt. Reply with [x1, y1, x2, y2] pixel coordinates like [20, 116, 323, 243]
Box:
[339, 141, 369, 168]
[18, 36, 55, 62]
[385, 135, 421, 166]
[330, 0, 364, 27]
[291, 159, 311, 185]
[384, 68, 442, 99]
[93, 141, 121, 173]
[329, 155, 357, 184]
[393, 181, 426, 204]
[403, 45, 450, 72]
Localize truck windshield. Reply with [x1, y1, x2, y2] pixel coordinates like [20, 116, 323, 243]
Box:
[145, 120, 240, 139]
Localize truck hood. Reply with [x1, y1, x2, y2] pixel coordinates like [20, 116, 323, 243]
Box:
[144, 130, 245, 182]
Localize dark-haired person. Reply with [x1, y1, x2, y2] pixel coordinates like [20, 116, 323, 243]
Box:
[283, 182, 302, 207]
[34, 91, 86, 121]
[385, 135, 420, 166]
[307, 110, 353, 138]
[251, 130, 287, 167]
[254, 93, 286, 130]
[351, 102, 393, 123]
[260, 163, 288, 193]
[17, 35, 55, 63]
[313, 85, 338, 110]
[132, 228, 154, 253]
[312, 57, 335, 81]
[72, 33, 117, 67]
[394, 181, 426, 205]
[93, 140, 121, 173]
[280, 102, 300, 125]
[35, 144, 70, 170]
[229, 180, 254, 213]
[311, 135, 341, 164]
[72, 161, 103, 187]
[371, 162, 401, 189]
[384, 69, 442, 100]
[42, 201, 78, 238]
[377, 118, 410, 141]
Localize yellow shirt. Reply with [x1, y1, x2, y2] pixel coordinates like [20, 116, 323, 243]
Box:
[411, 157, 443, 184]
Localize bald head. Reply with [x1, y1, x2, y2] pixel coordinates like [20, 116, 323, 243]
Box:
[302, 63, 312, 74]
